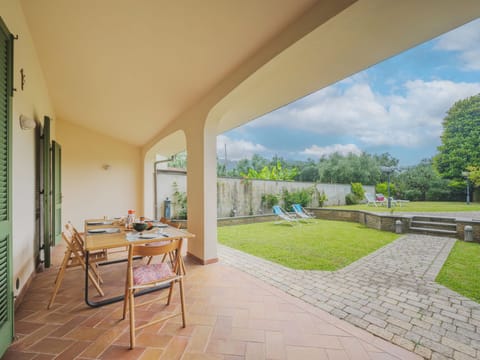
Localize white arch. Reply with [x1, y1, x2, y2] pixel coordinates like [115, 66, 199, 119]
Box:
[143, 130, 186, 219]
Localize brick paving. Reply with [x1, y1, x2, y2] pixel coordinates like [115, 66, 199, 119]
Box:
[219, 234, 480, 359]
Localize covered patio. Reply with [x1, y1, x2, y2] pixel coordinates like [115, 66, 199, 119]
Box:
[2, 0, 480, 357]
[3, 243, 419, 359]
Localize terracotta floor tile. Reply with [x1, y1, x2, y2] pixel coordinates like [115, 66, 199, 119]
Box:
[284, 333, 343, 349]
[248, 318, 285, 331]
[55, 340, 92, 360]
[7, 247, 420, 360]
[134, 332, 173, 348]
[245, 342, 265, 360]
[49, 315, 90, 337]
[0, 350, 37, 360]
[265, 331, 285, 360]
[32, 354, 56, 360]
[27, 337, 75, 355]
[9, 325, 58, 351]
[326, 349, 350, 360]
[285, 345, 328, 360]
[14, 321, 44, 336]
[206, 339, 247, 357]
[161, 336, 188, 360]
[182, 352, 223, 360]
[339, 337, 370, 360]
[138, 347, 164, 359]
[186, 325, 213, 353]
[230, 327, 264, 343]
[369, 353, 399, 360]
[100, 344, 145, 360]
[211, 316, 233, 339]
[80, 327, 125, 358]
[64, 326, 108, 341]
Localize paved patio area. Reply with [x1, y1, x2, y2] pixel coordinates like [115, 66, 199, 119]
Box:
[3, 243, 419, 360]
[220, 234, 480, 360]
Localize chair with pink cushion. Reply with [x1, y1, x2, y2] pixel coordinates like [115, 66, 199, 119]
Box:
[122, 238, 186, 349]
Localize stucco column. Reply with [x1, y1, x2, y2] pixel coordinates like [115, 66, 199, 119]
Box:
[185, 119, 218, 264]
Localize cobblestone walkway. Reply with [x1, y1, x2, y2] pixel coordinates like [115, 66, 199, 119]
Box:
[219, 234, 480, 359]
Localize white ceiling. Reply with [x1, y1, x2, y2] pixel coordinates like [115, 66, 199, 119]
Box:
[20, 0, 318, 146]
[20, 0, 480, 151]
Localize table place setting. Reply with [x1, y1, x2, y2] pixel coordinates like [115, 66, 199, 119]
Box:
[125, 230, 170, 241]
[87, 228, 121, 234]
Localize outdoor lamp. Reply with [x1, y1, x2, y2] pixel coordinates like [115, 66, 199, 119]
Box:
[19, 114, 36, 130]
[380, 166, 396, 208]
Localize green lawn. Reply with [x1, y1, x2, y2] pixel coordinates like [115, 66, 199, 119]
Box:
[436, 240, 480, 302]
[328, 201, 480, 213]
[218, 219, 398, 270]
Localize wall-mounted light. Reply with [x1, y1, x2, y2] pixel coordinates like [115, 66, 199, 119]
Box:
[19, 114, 36, 130]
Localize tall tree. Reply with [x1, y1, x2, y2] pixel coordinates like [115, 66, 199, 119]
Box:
[435, 93, 480, 179]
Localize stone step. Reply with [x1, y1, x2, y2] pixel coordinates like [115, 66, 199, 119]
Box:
[409, 226, 457, 237]
[410, 220, 457, 230]
[410, 216, 456, 223]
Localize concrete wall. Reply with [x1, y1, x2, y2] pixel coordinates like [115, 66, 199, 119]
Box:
[156, 170, 374, 218]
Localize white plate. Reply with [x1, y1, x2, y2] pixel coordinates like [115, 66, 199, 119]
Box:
[139, 234, 157, 239]
[88, 229, 106, 233]
[154, 223, 168, 228]
[87, 221, 113, 225]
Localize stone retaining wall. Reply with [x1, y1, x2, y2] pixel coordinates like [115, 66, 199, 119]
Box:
[174, 208, 480, 242]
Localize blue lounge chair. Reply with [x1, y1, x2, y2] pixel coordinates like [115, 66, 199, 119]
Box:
[272, 205, 298, 225]
[292, 204, 314, 220]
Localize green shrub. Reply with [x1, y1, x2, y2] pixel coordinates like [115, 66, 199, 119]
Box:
[376, 182, 396, 196]
[261, 193, 279, 208]
[172, 181, 187, 219]
[345, 193, 359, 205]
[351, 182, 365, 201]
[404, 189, 422, 201]
[318, 190, 328, 207]
[282, 188, 313, 211]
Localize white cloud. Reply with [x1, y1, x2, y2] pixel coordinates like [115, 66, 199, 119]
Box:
[301, 144, 362, 158]
[248, 78, 480, 148]
[435, 18, 480, 70]
[216, 135, 266, 161]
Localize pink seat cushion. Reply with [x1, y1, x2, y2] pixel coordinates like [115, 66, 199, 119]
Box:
[133, 262, 175, 285]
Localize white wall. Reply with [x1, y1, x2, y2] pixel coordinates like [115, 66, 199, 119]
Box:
[57, 120, 143, 228]
[3, 0, 56, 297]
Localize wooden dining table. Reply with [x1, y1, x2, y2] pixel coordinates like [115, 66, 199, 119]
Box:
[83, 219, 195, 308]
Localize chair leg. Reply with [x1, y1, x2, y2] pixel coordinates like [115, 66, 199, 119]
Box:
[180, 255, 186, 275]
[47, 250, 71, 309]
[53, 249, 70, 285]
[129, 288, 136, 349]
[122, 269, 130, 320]
[167, 281, 175, 305]
[90, 263, 103, 284]
[86, 268, 105, 297]
[179, 278, 186, 327]
[75, 251, 104, 297]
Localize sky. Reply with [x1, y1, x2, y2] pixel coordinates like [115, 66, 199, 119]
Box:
[217, 18, 480, 167]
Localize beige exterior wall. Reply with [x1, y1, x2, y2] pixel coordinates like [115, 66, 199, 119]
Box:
[2, 0, 55, 298]
[56, 120, 143, 228]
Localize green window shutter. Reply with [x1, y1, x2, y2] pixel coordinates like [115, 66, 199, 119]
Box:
[0, 16, 14, 357]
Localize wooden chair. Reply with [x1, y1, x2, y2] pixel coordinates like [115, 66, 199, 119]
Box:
[146, 218, 186, 275]
[47, 223, 108, 309]
[122, 238, 186, 349]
